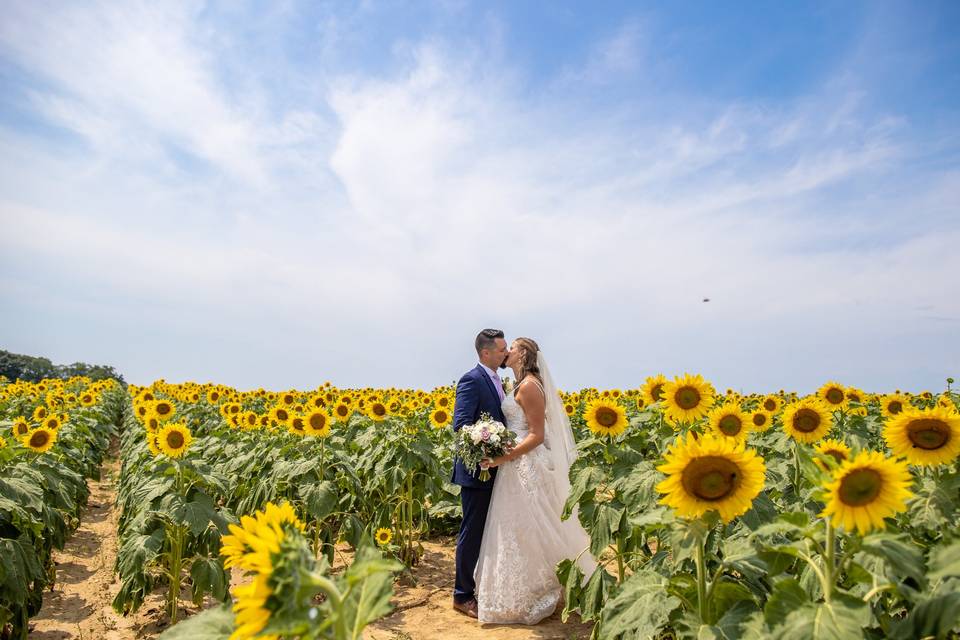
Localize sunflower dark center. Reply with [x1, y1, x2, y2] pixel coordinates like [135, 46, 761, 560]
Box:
[596, 407, 618, 427]
[309, 414, 327, 429]
[906, 418, 949, 450]
[675, 387, 701, 410]
[824, 449, 847, 463]
[337, 406, 348, 416]
[30, 431, 50, 448]
[651, 384, 665, 401]
[292, 418, 304, 431]
[373, 404, 386, 416]
[794, 408, 821, 433]
[157, 404, 171, 415]
[838, 468, 882, 506]
[752, 413, 768, 427]
[718, 415, 743, 436]
[888, 401, 903, 414]
[763, 399, 776, 411]
[825, 388, 844, 404]
[435, 411, 448, 423]
[166, 431, 185, 449]
[682, 456, 740, 501]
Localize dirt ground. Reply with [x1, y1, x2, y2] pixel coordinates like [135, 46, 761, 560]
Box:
[29, 456, 596, 640]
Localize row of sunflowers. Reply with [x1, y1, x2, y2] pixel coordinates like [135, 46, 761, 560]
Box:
[0, 376, 125, 639]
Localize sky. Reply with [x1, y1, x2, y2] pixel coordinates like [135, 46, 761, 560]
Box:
[1, 0, 958, 394]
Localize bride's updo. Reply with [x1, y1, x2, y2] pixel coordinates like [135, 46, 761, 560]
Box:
[513, 337, 542, 387]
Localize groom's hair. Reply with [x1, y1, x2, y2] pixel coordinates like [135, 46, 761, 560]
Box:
[475, 329, 504, 355]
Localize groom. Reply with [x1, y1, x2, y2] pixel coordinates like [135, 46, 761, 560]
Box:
[451, 328, 509, 618]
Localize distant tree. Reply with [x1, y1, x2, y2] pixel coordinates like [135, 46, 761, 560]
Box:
[0, 349, 125, 384]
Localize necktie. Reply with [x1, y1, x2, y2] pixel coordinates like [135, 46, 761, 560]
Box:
[492, 370, 504, 401]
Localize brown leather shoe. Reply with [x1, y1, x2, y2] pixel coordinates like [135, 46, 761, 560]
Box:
[452, 598, 478, 618]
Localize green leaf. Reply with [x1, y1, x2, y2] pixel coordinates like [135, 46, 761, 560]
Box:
[190, 557, 228, 606]
[182, 492, 226, 537]
[599, 568, 681, 639]
[580, 565, 616, 622]
[158, 604, 234, 640]
[890, 578, 960, 640]
[337, 545, 403, 640]
[775, 594, 870, 640]
[563, 464, 605, 520]
[859, 532, 926, 586]
[764, 577, 808, 628]
[929, 539, 960, 581]
[556, 558, 585, 623]
[300, 480, 338, 521]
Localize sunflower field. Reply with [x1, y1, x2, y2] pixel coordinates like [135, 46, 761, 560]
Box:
[0, 376, 125, 639]
[2, 372, 958, 640]
[557, 377, 960, 639]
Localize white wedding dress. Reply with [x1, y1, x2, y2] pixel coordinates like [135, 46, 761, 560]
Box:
[474, 371, 596, 625]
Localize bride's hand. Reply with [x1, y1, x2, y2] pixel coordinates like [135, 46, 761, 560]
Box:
[481, 454, 512, 469]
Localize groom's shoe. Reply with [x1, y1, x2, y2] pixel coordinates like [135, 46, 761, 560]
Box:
[452, 597, 478, 619]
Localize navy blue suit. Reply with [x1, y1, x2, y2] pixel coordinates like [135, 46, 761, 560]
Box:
[451, 364, 506, 603]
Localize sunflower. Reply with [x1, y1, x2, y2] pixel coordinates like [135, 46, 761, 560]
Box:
[375, 527, 393, 546]
[641, 374, 668, 406]
[435, 394, 453, 410]
[157, 422, 192, 458]
[269, 405, 292, 426]
[280, 391, 297, 406]
[241, 411, 260, 430]
[221, 501, 304, 573]
[287, 415, 306, 436]
[880, 393, 911, 419]
[153, 399, 176, 421]
[231, 574, 273, 640]
[25, 426, 57, 453]
[429, 407, 452, 429]
[584, 398, 629, 438]
[749, 410, 773, 432]
[146, 432, 162, 456]
[817, 381, 849, 411]
[332, 401, 353, 423]
[820, 450, 913, 535]
[80, 392, 96, 407]
[814, 438, 852, 470]
[884, 405, 960, 466]
[707, 405, 749, 440]
[760, 395, 781, 413]
[656, 433, 766, 523]
[11, 417, 30, 439]
[661, 374, 715, 425]
[42, 416, 61, 430]
[32, 405, 48, 421]
[207, 389, 222, 404]
[367, 401, 388, 422]
[564, 400, 578, 416]
[303, 410, 332, 437]
[782, 398, 833, 443]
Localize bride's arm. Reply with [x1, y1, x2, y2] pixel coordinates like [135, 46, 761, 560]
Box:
[482, 381, 544, 468]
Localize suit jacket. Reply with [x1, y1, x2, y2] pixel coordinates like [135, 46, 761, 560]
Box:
[450, 364, 507, 489]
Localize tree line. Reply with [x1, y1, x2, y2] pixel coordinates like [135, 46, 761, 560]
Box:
[0, 348, 125, 383]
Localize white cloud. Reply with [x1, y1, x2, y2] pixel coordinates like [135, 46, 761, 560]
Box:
[0, 4, 957, 392]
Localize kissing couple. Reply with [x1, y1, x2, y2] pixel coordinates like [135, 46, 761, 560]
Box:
[450, 329, 596, 623]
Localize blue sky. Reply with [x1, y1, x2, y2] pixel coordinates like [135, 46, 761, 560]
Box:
[1, 1, 958, 393]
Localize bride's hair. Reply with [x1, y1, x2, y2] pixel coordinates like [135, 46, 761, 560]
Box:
[513, 337, 542, 387]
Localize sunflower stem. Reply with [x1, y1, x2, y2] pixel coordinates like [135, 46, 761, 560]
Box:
[695, 531, 709, 624]
[823, 519, 835, 604]
[616, 532, 626, 583]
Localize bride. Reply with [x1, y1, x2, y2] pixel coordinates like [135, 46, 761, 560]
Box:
[474, 337, 597, 624]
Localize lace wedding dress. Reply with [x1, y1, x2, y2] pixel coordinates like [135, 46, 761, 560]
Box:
[473, 373, 596, 625]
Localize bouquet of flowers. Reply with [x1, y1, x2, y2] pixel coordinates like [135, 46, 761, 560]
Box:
[453, 412, 517, 481]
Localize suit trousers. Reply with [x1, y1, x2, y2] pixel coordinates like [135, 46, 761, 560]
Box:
[453, 485, 493, 603]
